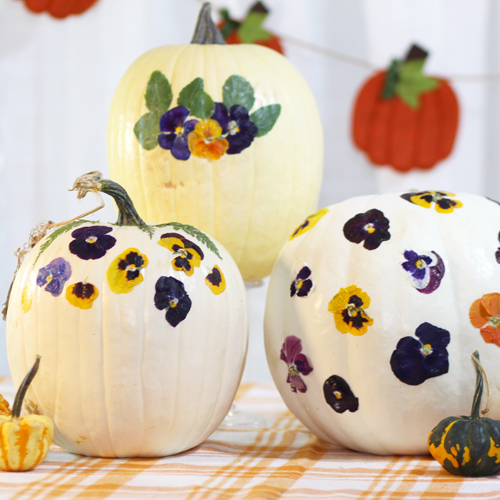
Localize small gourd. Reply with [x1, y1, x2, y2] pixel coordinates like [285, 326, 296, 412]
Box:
[0, 356, 54, 471]
[428, 351, 500, 477]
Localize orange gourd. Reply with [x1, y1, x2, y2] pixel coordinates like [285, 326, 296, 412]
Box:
[352, 44, 459, 172]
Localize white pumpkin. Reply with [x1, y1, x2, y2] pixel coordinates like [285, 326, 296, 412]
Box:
[106, 4, 323, 282]
[264, 191, 500, 455]
[6, 172, 248, 458]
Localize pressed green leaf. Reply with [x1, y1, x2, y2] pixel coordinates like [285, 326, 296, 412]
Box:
[190, 91, 215, 119]
[154, 222, 222, 259]
[223, 75, 255, 111]
[134, 112, 161, 150]
[250, 104, 281, 137]
[145, 71, 173, 114]
[177, 78, 204, 109]
[36, 220, 91, 263]
[238, 12, 272, 43]
[395, 59, 439, 109]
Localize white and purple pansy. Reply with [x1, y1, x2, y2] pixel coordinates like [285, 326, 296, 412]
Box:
[280, 335, 313, 393]
[36, 257, 72, 297]
[211, 102, 258, 155]
[158, 106, 198, 160]
[290, 266, 314, 297]
[401, 250, 445, 294]
[69, 225, 116, 260]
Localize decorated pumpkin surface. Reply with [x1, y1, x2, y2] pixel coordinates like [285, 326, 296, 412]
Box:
[20, 0, 100, 19]
[217, 2, 285, 54]
[6, 172, 248, 458]
[265, 190, 500, 455]
[107, 3, 323, 282]
[352, 45, 459, 172]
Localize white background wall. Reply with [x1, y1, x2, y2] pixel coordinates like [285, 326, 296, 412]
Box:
[0, 0, 498, 380]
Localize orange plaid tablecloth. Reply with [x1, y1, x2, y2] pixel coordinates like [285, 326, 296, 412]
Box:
[0, 381, 498, 500]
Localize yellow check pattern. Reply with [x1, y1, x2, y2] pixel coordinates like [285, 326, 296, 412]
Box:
[0, 380, 495, 499]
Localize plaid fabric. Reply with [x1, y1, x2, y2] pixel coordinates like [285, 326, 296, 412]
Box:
[0, 380, 497, 499]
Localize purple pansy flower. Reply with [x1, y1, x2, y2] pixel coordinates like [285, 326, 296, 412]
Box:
[69, 225, 116, 260]
[290, 266, 314, 297]
[280, 335, 313, 393]
[211, 102, 258, 155]
[154, 276, 192, 327]
[36, 257, 72, 297]
[402, 250, 445, 294]
[390, 322, 450, 386]
[343, 208, 391, 250]
[158, 106, 198, 160]
[323, 375, 359, 413]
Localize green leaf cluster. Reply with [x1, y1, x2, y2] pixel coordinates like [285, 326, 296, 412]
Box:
[134, 71, 281, 152]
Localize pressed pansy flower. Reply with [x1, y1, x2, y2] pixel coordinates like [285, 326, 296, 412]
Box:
[69, 225, 116, 260]
[187, 119, 229, 160]
[280, 335, 313, 393]
[158, 106, 198, 160]
[107, 248, 149, 294]
[66, 282, 99, 309]
[328, 285, 373, 336]
[36, 257, 72, 297]
[400, 191, 463, 213]
[323, 375, 359, 413]
[21, 280, 34, 313]
[495, 232, 500, 264]
[211, 102, 258, 155]
[289, 208, 329, 241]
[469, 293, 500, 347]
[343, 208, 390, 250]
[390, 322, 450, 386]
[158, 233, 204, 276]
[154, 276, 192, 327]
[205, 265, 226, 295]
[401, 250, 445, 294]
[290, 266, 314, 297]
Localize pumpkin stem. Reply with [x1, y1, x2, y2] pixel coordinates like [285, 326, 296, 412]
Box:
[70, 171, 147, 226]
[12, 356, 40, 419]
[470, 351, 491, 420]
[191, 2, 226, 45]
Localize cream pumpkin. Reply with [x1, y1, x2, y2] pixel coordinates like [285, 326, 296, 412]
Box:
[106, 4, 323, 281]
[6, 172, 248, 458]
[265, 191, 500, 455]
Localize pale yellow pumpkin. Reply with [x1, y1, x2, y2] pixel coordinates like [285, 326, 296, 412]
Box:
[107, 4, 323, 281]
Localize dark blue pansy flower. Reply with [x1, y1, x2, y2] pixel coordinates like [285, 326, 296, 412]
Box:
[211, 102, 258, 155]
[69, 225, 116, 260]
[280, 335, 313, 393]
[495, 232, 500, 264]
[323, 375, 359, 413]
[290, 266, 314, 297]
[36, 257, 72, 297]
[402, 250, 445, 294]
[390, 322, 450, 386]
[343, 209, 390, 250]
[158, 106, 198, 161]
[154, 276, 192, 327]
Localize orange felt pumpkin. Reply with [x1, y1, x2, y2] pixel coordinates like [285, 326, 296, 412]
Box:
[20, 0, 99, 19]
[218, 1, 284, 55]
[352, 44, 459, 172]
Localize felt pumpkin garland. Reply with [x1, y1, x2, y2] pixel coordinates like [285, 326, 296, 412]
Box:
[352, 44, 459, 172]
[217, 1, 284, 54]
[20, 0, 100, 19]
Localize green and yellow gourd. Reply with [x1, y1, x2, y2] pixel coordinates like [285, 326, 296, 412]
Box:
[428, 351, 500, 476]
[6, 172, 247, 458]
[0, 356, 53, 471]
[107, 3, 323, 282]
